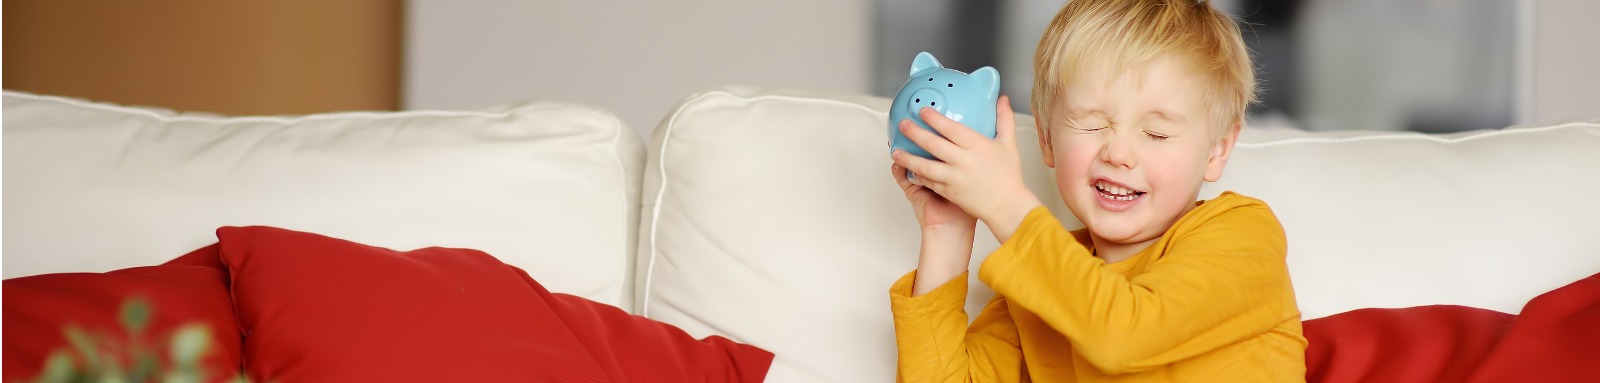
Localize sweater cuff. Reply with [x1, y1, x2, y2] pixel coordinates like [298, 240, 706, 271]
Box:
[889, 269, 968, 317]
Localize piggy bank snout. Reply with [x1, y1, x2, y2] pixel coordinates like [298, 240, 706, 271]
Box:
[906, 88, 948, 117]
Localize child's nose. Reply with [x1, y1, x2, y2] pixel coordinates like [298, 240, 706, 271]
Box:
[1098, 136, 1138, 169]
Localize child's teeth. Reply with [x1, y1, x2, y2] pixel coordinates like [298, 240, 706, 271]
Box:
[1098, 181, 1131, 196]
[1095, 180, 1143, 200]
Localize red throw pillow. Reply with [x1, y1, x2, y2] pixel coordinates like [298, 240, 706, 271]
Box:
[217, 226, 772, 382]
[1303, 305, 1513, 383]
[511, 267, 774, 382]
[1467, 273, 1600, 383]
[3, 245, 244, 382]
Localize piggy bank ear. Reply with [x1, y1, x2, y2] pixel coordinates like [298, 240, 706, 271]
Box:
[910, 52, 943, 77]
[971, 66, 1001, 98]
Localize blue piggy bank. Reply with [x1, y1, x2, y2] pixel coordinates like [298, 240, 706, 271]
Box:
[888, 51, 1001, 162]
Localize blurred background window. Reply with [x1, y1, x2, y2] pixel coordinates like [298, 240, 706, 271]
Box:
[873, 0, 1524, 133]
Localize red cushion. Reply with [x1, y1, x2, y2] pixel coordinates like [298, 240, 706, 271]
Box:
[1305, 272, 1600, 383]
[1467, 273, 1600, 383]
[3, 245, 243, 382]
[217, 226, 771, 382]
[516, 268, 774, 382]
[1304, 305, 1512, 383]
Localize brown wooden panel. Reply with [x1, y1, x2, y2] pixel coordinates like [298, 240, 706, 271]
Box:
[3, 0, 400, 115]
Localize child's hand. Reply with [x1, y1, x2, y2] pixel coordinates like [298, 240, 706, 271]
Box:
[891, 163, 976, 233]
[891, 162, 976, 297]
[891, 95, 1041, 233]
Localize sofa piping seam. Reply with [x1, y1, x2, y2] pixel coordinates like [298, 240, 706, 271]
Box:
[1236, 121, 1599, 148]
[2, 90, 589, 123]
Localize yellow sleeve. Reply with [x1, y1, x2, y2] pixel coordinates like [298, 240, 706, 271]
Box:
[889, 270, 1024, 383]
[977, 203, 1293, 375]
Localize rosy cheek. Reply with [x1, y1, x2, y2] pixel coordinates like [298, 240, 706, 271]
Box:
[1141, 147, 1206, 193]
[1054, 141, 1100, 193]
[1058, 139, 1100, 167]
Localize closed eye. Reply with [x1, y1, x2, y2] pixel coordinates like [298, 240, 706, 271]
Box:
[1065, 119, 1107, 133]
[1145, 131, 1170, 141]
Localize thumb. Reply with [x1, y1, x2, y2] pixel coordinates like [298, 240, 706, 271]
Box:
[996, 95, 1017, 145]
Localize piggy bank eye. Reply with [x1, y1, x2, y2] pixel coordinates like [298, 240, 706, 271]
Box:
[927, 78, 934, 81]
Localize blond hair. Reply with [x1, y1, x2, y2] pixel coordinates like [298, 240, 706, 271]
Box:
[1031, 0, 1256, 139]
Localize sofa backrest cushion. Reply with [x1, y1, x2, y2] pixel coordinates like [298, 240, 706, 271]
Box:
[2, 91, 645, 309]
[636, 86, 1071, 382]
[1203, 121, 1600, 319]
[638, 85, 1600, 382]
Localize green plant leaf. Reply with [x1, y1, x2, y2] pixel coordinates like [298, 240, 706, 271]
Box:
[35, 350, 76, 383]
[96, 355, 127, 383]
[134, 352, 162, 382]
[63, 325, 100, 371]
[162, 369, 203, 383]
[169, 325, 212, 366]
[120, 298, 152, 335]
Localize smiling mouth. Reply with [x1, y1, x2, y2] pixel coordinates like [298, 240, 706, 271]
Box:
[1093, 180, 1146, 201]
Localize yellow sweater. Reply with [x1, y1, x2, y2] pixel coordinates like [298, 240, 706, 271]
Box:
[889, 192, 1306, 382]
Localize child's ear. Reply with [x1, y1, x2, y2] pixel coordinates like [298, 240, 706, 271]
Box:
[1203, 121, 1242, 182]
[1037, 117, 1056, 168]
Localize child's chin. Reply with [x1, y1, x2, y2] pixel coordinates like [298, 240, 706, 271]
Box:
[1086, 219, 1152, 242]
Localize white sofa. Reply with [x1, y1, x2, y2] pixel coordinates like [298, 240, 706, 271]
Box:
[6, 88, 1598, 382]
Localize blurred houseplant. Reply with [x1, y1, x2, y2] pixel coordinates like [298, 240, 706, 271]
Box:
[26, 298, 249, 383]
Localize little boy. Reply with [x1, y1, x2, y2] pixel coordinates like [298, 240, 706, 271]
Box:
[887, 0, 1305, 381]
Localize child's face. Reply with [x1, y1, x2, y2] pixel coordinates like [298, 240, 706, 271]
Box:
[1044, 56, 1237, 247]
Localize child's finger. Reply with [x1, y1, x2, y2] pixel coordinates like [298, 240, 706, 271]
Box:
[996, 95, 1017, 145]
[921, 178, 948, 196]
[891, 163, 913, 189]
[899, 119, 963, 162]
[892, 149, 949, 183]
[919, 107, 986, 149]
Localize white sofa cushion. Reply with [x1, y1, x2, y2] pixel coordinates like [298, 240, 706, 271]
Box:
[2, 91, 645, 309]
[1203, 121, 1600, 319]
[636, 86, 1072, 382]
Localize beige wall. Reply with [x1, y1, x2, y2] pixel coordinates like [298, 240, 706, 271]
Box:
[1529, 0, 1600, 124]
[403, 1, 873, 137]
